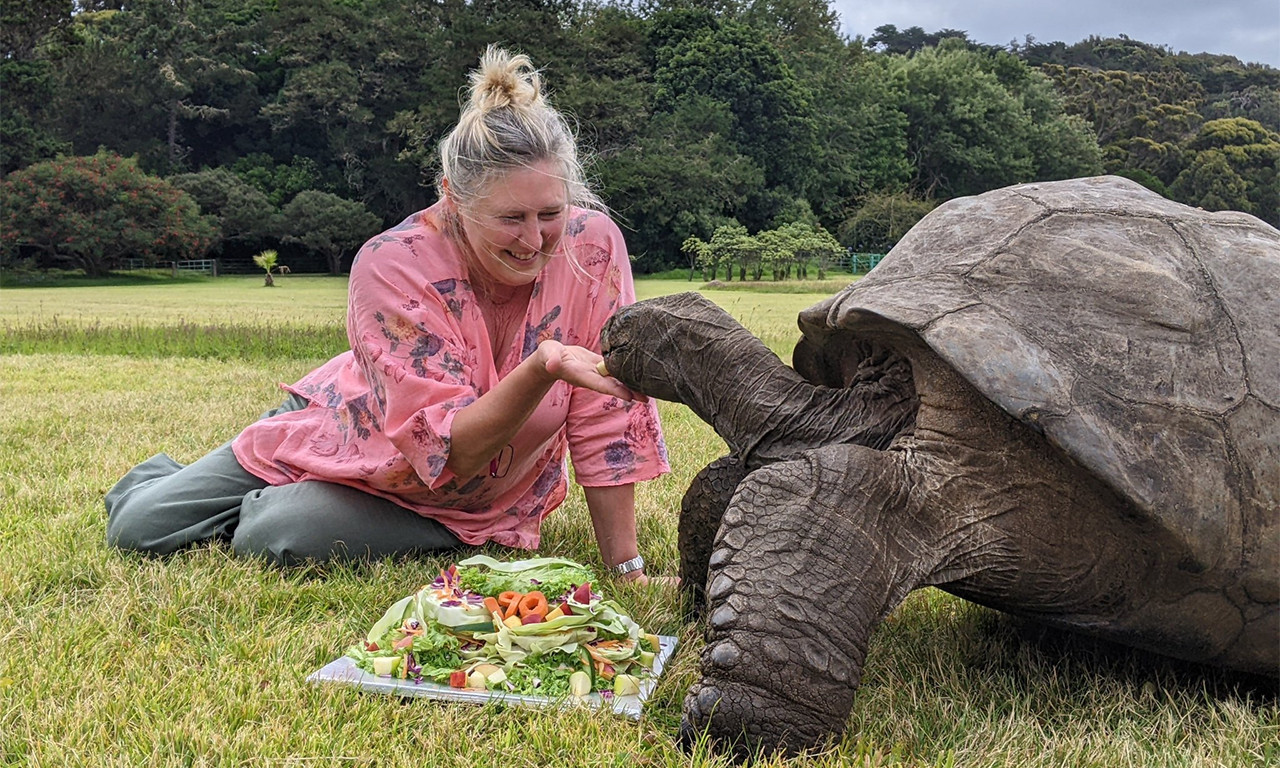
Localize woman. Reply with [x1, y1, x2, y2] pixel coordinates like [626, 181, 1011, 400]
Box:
[105, 46, 670, 583]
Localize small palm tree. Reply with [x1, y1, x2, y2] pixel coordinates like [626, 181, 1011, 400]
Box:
[252, 249, 290, 286]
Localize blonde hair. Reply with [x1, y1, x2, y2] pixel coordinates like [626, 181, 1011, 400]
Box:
[437, 45, 601, 217]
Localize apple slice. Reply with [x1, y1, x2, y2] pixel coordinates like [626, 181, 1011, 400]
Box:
[613, 674, 641, 697]
[568, 670, 592, 698]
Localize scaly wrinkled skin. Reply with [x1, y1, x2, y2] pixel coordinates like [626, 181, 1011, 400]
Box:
[599, 293, 916, 469]
[604, 292, 916, 617]
[599, 292, 1277, 760]
[678, 456, 748, 612]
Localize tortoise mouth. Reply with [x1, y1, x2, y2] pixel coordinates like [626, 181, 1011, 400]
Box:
[598, 308, 633, 366]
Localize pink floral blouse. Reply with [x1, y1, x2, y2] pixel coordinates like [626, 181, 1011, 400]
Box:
[232, 202, 669, 549]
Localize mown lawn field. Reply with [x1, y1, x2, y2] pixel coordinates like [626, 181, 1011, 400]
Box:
[1, 274, 1274, 767]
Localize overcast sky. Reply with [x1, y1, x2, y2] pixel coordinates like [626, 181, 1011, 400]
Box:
[830, 0, 1280, 68]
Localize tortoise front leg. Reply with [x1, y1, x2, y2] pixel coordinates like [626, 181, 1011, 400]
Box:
[679, 455, 750, 614]
[679, 443, 943, 759]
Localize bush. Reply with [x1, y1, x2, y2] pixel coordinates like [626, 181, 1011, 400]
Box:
[0, 151, 216, 276]
[839, 192, 936, 254]
[168, 168, 280, 252]
[280, 190, 381, 275]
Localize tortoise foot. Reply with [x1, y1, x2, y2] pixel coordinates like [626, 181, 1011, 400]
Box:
[679, 676, 842, 760]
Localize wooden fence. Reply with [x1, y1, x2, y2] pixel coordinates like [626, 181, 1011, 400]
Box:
[123, 258, 219, 276]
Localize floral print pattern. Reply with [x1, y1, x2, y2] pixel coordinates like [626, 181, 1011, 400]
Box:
[232, 202, 668, 549]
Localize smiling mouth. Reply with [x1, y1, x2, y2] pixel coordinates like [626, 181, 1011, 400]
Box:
[503, 250, 540, 263]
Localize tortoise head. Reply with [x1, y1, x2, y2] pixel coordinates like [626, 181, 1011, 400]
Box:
[600, 292, 721, 403]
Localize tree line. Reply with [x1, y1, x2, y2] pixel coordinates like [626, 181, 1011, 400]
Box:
[2, 0, 1277, 277]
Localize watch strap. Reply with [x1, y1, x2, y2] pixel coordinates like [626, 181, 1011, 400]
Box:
[611, 554, 645, 576]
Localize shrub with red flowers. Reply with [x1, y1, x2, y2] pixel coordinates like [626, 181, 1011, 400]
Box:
[0, 151, 216, 276]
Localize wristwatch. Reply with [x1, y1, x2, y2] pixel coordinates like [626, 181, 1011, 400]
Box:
[611, 554, 645, 576]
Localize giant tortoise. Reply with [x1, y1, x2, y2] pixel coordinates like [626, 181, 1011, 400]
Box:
[598, 176, 1279, 756]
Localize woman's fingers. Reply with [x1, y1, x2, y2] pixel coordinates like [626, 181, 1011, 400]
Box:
[625, 572, 681, 588]
[542, 342, 647, 401]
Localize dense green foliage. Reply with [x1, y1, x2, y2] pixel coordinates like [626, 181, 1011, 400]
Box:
[168, 168, 280, 255]
[2, 1, 1275, 275]
[0, 150, 215, 276]
[279, 190, 383, 275]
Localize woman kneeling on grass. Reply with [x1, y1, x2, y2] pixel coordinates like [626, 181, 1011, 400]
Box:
[106, 46, 670, 583]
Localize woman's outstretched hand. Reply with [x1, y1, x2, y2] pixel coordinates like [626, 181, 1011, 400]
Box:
[539, 339, 647, 402]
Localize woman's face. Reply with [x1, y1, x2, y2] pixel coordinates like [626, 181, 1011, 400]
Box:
[455, 160, 569, 288]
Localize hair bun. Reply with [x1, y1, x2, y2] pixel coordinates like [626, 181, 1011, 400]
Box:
[468, 45, 543, 114]
[437, 44, 602, 222]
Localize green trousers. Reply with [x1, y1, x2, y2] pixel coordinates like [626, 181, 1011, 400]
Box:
[105, 394, 462, 565]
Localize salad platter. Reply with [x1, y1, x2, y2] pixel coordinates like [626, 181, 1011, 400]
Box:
[308, 555, 678, 718]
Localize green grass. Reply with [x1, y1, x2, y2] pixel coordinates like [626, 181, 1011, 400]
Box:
[0, 318, 348, 360]
[0, 273, 349, 325]
[1, 277, 1274, 767]
[701, 277, 861, 294]
[0, 267, 217, 289]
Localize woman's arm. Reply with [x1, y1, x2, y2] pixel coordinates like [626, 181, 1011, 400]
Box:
[444, 339, 641, 479]
[583, 483, 649, 585]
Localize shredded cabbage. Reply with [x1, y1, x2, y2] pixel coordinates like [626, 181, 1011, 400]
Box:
[344, 557, 655, 698]
[454, 555, 595, 598]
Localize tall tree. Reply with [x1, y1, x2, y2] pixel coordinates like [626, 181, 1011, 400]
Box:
[0, 0, 72, 59]
[744, 1, 912, 232]
[39, 1, 262, 173]
[108, 0, 256, 170]
[890, 42, 1013, 197]
[280, 190, 381, 275]
[982, 50, 1104, 181]
[260, 0, 435, 212]
[652, 11, 818, 220]
[555, 2, 654, 159]
[598, 94, 764, 271]
[0, 0, 74, 172]
[168, 167, 280, 255]
[0, 151, 215, 276]
[839, 190, 935, 253]
[1169, 151, 1252, 214]
[1173, 118, 1280, 223]
[382, 0, 586, 219]
[1044, 64, 1203, 184]
[868, 24, 992, 56]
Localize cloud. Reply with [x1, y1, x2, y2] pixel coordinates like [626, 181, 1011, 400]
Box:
[830, 0, 1280, 67]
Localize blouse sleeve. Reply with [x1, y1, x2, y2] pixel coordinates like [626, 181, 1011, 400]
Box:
[564, 217, 670, 487]
[345, 234, 478, 490]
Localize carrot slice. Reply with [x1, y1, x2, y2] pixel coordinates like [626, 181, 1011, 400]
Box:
[483, 596, 502, 616]
[518, 591, 548, 619]
[503, 597, 522, 619]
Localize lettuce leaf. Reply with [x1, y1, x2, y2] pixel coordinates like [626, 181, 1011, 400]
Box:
[468, 624, 598, 665]
[363, 593, 417, 645]
[502, 650, 580, 697]
[455, 555, 595, 598]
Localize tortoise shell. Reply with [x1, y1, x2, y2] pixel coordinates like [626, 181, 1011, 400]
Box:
[797, 176, 1279, 594]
